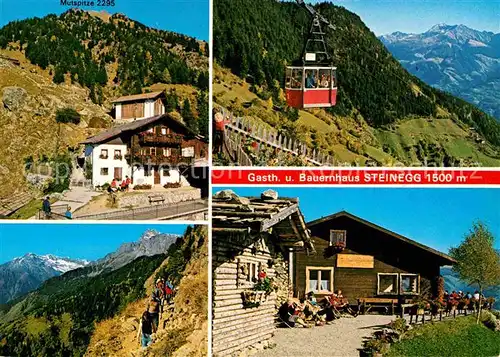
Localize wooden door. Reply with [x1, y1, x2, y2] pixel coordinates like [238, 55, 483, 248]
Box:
[114, 167, 123, 180]
[154, 168, 161, 185]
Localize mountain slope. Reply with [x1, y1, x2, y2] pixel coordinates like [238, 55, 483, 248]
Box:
[93, 229, 180, 273]
[0, 229, 185, 356]
[85, 225, 208, 357]
[213, 0, 500, 166]
[0, 253, 89, 304]
[0, 9, 208, 197]
[380, 24, 500, 120]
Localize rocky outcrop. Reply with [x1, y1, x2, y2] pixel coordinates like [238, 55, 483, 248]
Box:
[2, 86, 27, 111]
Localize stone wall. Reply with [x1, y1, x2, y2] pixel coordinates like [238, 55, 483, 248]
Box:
[118, 187, 201, 208]
[273, 253, 291, 310]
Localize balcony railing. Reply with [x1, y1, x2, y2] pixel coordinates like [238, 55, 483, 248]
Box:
[125, 153, 194, 165]
[138, 134, 183, 145]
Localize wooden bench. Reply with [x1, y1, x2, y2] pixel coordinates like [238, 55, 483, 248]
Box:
[148, 195, 165, 205]
[358, 298, 398, 315]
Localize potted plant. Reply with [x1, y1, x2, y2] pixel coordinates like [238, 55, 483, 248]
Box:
[412, 298, 428, 315]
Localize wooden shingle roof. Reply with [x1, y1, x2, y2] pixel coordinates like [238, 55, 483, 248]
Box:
[308, 211, 456, 265]
[111, 91, 164, 103]
[212, 189, 315, 252]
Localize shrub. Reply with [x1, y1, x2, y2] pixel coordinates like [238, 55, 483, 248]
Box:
[164, 182, 182, 189]
[480, 311, 497, 330]
[133, 184, 152, 190]
[56, 108, 81, 125]
[389, 318, 409, 341]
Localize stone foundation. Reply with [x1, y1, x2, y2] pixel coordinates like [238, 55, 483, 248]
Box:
[118, 187, 201, 208]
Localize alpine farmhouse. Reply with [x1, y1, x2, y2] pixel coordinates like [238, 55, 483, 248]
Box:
[211, 190, 455, 356]
[82, 93, 208, 188]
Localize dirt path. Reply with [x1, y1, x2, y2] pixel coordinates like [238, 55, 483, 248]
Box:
[258, 315, 395, 357]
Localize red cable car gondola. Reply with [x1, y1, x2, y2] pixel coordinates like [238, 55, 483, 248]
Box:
[285, 0, 338, 109]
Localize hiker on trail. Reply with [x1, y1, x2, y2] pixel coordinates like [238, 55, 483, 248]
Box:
[42, 196, 51, 219]
[147, 297, 161, 331]
[164, 280, 174, 305]
[137, 311, 157, 348]
[65, 206, 72, 219]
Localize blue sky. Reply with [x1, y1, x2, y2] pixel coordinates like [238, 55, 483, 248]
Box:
[0, 0, 208, 40]
[214, 187, 500, 253]
[308, 0, 500, 35]
[0, 223, 188, 264]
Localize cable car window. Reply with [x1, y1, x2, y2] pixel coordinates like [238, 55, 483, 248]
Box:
[331, 69, 337, 88]
[305, 69, 318, 89]
[318, 69, 331, 88]
[291, 68, 302, 89]
[285, 67, 293, 89]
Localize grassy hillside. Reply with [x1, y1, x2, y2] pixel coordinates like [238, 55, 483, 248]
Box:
[386, 316, 500, 357]
[213, 0, 500, 166]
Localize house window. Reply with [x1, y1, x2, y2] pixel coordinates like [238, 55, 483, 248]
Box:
[161, 128, 167, 135]
[100, 149, 108, 159]
[148, 128, 154, 133]
[246, 262, 259, 282]
[150, 147, 156, 156]
[100, 168, 108, 176]
[377, 273, 399, 295]
[163, 169, 170, 177]
[114, 150, 122, 160]
[163, 148, 171, 157]
[400, 274, 420, 295]
[144, 166, 152, 177]
[330, 230, 347, 248]
[182, 146, 195, 157]
[306, 267, 333, 293]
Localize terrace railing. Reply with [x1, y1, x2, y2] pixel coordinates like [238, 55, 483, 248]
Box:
[220, 107, 334, 166]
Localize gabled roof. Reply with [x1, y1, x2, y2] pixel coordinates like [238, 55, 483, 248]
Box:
[111, 91, 164, 104]
[212, 190, 314, 252]
[308, 211, 455, 264]
[81, 114, 204, 145]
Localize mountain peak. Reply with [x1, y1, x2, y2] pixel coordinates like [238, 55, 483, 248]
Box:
[140, 229, 160, 241]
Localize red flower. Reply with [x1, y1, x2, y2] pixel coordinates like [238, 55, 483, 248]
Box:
[251, 141, 258, 149]
[258, 271, 267, 279]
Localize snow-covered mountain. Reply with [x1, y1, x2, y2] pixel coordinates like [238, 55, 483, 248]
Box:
[0, 230, 179, 304]
[380, 24, 500, 120]
[0, 253, 89, 304]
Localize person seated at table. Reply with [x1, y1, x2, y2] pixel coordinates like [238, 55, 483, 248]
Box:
[306, 291, 317, 306]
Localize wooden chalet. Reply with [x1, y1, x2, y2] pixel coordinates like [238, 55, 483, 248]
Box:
[294, 211, 455, 311]
[82, 114, 208, 187]
[111, 91, 165, 121]
[212, 189, 314, 357]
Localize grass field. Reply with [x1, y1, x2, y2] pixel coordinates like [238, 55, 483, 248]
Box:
[386, 316, 500, 357]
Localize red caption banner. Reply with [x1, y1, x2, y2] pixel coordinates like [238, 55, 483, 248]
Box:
[212, 169, 500, 185]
